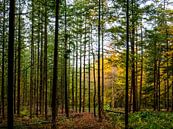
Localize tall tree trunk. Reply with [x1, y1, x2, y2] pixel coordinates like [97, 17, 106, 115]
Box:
[101, 0, 104, 113]
[135, 29, 138, 111]
[166, 28, 169, 111]
[92, 44, 96, 117]
[44, 0, 48, 119]
[163, 0, 169, 112]
[61, 56, 64, 114]
[23, 68, 28, 106]
[125, 0, 129, 128]
[64, 0, 69, 117]
[1, 0, 6, 118]
[14, 45, 17, 114]
[36, 6, 40, 116]
[17, 0, 21, 115]
[139, 22, 143, 111]
[33, 45, 37, 115]
[52, 0, 60, 127]
[83, 22, 86, 112]
[131, 0, 136, 112]
[153, 40, 157, 111]
[75, 35, 78, 112]
[30, 0, 34, 118]
[98, 0, 101, 120]
[157, 54, 161, 111]
[88, 29, 91, 112]
[72, 50, 75, 110]
[40, 22, 43, 115]
[8, 0, 15, 128]
[79, 34, 82, 113]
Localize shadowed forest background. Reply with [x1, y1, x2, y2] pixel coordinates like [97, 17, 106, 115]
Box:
[0, 0, 173, 128]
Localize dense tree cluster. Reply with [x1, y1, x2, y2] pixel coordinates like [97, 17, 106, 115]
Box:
[0, 0, 172, 128]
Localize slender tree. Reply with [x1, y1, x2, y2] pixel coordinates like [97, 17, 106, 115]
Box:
[1, 0, 6, 118]
[72, 49, 75, 110]
[52, 0, 60, 127]
[79, 34, 82, 113]
[131, 0, 137, 112]
[83, 21, 86, 112]
[44, 0, 48, 119]
[139, 21, 143, 110]
[8, 0, 15, 128]
[88, 30, 91, 112]
[75, 33, 78, 112]
[30, 0, 35, 118]
[14, 44, 17, 114]
[36, 4, 41, 116]
[64, 0, 69, 117]
[92, 42, 97, 117]
[17, 0, 21, 115]
[98, 0, 101, 120]
[101, 0, 104, 113]
[40, 19, 43, 114]
[125, 0, 129, 128]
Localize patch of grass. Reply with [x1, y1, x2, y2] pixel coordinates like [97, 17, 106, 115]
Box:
[108, 111, 173, 129]
[107, 112, 124, 129]
[129, 111, 173, 129]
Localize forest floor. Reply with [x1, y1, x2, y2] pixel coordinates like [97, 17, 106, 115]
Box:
[1, 111, 173, 129]
[0, 112, 118, 129]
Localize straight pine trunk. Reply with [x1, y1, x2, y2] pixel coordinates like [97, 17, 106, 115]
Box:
[64, 0, 69, 117]
[44, 0, 48, 119]
[52, 0, 60, 127]
[8, 0, 15, 128]
[125, 0, 130, 128]
[1, 0, 6, 118]
[17, 0, 21, 115]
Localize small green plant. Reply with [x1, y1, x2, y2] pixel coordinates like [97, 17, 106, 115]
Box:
[104, 104, 111, 110]
[20, 107, 29, 116]
[108, 112, 124, 128]
[129, 112, 173, 129]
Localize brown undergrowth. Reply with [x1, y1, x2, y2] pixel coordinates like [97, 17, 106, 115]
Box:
[0, 113, 117, 129]
[58, 112, 113, 129]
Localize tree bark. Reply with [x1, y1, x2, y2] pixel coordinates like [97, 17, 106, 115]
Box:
[64, 0, 69, 117]
[75, 35, 78, 112]
[125, 0, 129, 128]
[8, 0, 15, 128]
[17, 0, 21, 115]
[52, 0, 60, 127]
[44, 0, 48, 119]
[139, 22, 143, 111]
[1, 0, 6, 118]
[98, 0, 101, 120]
[131, 0, 136, 112]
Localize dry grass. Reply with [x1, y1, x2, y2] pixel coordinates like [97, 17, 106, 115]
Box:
[0, 113, 116, 129]
[57, 112, 114, 129]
